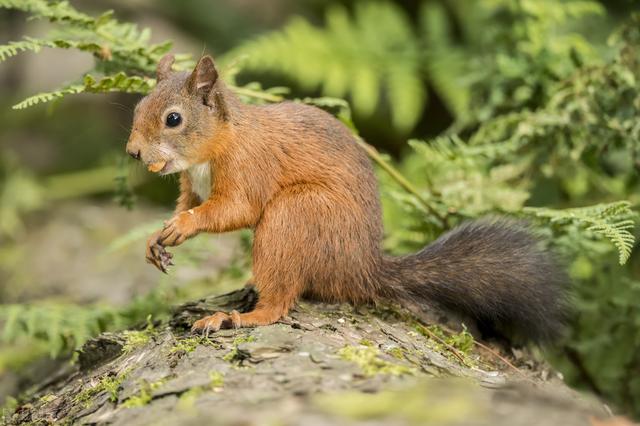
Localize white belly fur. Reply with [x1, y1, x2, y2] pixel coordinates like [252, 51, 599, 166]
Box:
[188, 162, 212, 202]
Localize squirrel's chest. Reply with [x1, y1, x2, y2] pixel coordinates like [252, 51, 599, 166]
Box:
[188, 163, 212, 202]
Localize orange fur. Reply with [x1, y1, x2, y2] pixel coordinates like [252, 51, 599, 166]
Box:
[126, 55, 568, 342]
[128, 55, 385, 331]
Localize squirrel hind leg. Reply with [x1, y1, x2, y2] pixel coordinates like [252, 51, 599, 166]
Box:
[253, 184, 380, 304]
[191, 303, 286, 334]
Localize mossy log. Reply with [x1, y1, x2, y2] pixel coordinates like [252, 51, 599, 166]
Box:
[5, 288, 608, 426]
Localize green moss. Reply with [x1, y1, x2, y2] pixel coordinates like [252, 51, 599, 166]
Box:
[445, 326, 474, 355]
[1, 396, 18, 422]
[177, 386, 205, 411]
[121, 330, 152, 355]
[370, 304, 415, 323]
[209, 371, 224, 388]
[314, 382, 479, 423]
[359, 338, 375, 347]
[415, 324, 476, 366]
[170, 335, 216, 354]
[122, 378, 167, 408]
[372, 304, 475, 359]
[176, 371, 224, 411]
[75, 368, 131, 406]
[338, 345, 413, 376]
[122, 317, 157, 354]
[232, 335, 255, 345]
[371, 303, 475, 358]
[222, 347, 241, 363]
[223, 334, 255, 363]
[38, 394, 56, 404]
[121, 390, 152, 408]
[386, 347, 405, 360]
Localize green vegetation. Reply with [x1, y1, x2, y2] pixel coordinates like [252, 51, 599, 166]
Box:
[121, 378, 167, 408]
[121, 318, 156, 354]
[386, 347, 406, 361]
[314, 382, 479, 424]
[419, 325, 475, 356]
[223, 334, 255, 363]
[176, 372, 224, 411]
[0, 0, 191, 108]
[208, 371, 224, 388]
[1, 0, 640, 419]
[170, 335, 216, 355]
[414, 324, 476, 366]
[338, 344, 414, 376]
[1, 396, 18, 423]
[75, 368, 131, 406]
[0, 289, 172, 357]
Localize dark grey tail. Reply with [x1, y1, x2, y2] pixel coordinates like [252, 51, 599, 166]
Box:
[382, 220, 569, 343]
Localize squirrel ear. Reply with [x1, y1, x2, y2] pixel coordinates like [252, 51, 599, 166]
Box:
[156, 54, 175, 82]
[187, 55, 228, 120]
[187, 55, 219, 97]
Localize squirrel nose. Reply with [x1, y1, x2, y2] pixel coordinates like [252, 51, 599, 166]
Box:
[127, 148, 141, 160]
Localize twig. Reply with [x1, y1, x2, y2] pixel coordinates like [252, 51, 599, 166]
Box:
[419, 325, 468, 365]
[473, 340, 536, 384]
[43, 166, 148, 201]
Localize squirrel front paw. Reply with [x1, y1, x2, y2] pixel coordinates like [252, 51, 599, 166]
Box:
[158, 210, 198, 247]
[146, 230, 173, 273]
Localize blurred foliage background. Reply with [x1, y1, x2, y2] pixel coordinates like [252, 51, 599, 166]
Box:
[1, 0, 640, 419]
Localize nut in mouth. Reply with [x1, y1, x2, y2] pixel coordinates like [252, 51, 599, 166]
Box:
[148, 161, 169, 174]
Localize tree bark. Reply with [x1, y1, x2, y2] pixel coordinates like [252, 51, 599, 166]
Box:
[5, 288, 609, 426]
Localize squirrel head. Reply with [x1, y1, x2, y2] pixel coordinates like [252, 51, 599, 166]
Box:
[126, 54, 230, 174]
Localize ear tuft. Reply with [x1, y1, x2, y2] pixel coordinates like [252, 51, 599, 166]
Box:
[156, 54, 175, 82]
[187, 55, 219, 97]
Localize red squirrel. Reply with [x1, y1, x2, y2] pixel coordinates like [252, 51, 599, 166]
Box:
[126, 54, 567, 342]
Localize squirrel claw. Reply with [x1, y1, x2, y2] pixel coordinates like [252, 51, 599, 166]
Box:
[191, 312, 240, 334]
[146, 241, 172, 273]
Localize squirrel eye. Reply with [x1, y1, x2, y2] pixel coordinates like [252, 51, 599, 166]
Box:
[165, 112, 182, 128]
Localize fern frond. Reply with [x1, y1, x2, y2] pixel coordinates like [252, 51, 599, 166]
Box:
[224, 1, 426, 132]
[12, 73, 155, 110]
[12, 85, 84, 110]
[0, 36, 110, 62]
[420, 2, 469, 120]
[0, 303, 115, 357]
[404, 137, 530, 215]
[0, 288, 172, 357]
[0, 0, 188, 76]
[524, 201, 637, 264]
[82, 73, 155, 95]
[0, 0, 94, 26]
[520, 0, 605, 24]
[0, 38, 45, 61]
[0, 0, 43, 12]
[0, 0, 217, 110]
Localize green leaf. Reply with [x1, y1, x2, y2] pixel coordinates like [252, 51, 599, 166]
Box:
[224, 1, 425, 132]
[12, 85, 85, 110]
[524, 202, 637, 265]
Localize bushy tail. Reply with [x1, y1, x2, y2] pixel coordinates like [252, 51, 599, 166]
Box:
[382, 220, 569, 343]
